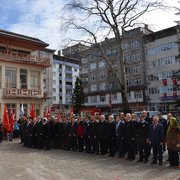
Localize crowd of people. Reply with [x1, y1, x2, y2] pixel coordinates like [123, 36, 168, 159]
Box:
[0, 110, 180, 168]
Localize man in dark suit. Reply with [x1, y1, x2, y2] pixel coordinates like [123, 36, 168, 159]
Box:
[97, 115, 108, 155]
[148, 115, 164, 165]
[136, 115, 150, 163]
[107, 115, 116, 157]
[116, 115, 125, 158]
[84, 116, 92, 153]
[125, 113, 136, 161]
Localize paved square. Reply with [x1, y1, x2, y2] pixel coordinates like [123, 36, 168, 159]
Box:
[0, 140, 179, 180]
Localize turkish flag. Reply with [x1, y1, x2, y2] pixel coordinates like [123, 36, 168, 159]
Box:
[57, 111, 61, 120]
[3, 104, 10, 132]
[45, 107, 50, 118]
[69, 105, 74, 117]
[9, 111, 15, 132]
[30, 103, 36, 120]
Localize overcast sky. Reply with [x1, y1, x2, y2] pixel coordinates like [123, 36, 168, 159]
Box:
[0, 0, 179, 51]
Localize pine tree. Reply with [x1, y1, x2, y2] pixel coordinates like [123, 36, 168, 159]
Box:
[72, 77, 85, 115]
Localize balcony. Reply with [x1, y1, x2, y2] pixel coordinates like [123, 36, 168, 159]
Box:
[2, 88, 43, 99]
[0, 51, 51, 67]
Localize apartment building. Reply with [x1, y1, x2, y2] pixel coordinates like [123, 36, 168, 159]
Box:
[0, 29, 50, 119]
[145, 25, 180, 112]
[80, 26, 151, 113]
[50, 55, 80, 112]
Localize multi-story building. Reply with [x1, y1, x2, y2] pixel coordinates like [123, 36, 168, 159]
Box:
[0, 29, 50, 119]
[61, 43, 89, 59]
[145, 25, 180, 112]
[47, 55, 80, 113]
[80, 26, 151, 113]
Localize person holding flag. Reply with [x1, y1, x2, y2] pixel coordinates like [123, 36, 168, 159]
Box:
[3, 104, 10, 140]
[30, 103, 36, 120]
[9, 110, 15, 141]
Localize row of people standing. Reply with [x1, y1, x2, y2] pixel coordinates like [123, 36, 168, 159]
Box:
[18, 111, 180, 168]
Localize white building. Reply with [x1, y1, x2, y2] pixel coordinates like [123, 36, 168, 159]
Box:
[145, 25, 180, 112]
[44, 54, 80, 113]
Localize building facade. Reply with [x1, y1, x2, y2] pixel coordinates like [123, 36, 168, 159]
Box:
[0, 30, 50, 119]
[80, 26, 151, 113]
[44, 54, 80, 113]
[145, 25, 180, 112]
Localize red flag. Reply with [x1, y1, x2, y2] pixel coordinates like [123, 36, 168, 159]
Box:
[69, 105, 74, 117]
[3, 104, 10, 132]
[30, 103, 36, 120]
[9, 110, 15, 132]
[45, 107, 50, 118]
[57, 111, 61, 120]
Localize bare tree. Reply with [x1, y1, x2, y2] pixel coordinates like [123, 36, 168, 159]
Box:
[62, 0, 164, 112]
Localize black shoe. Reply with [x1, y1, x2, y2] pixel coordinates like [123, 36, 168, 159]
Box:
[144, 160, 148, 163]
[137, 159, 143, 162]
[159, 162, 162, 166]
[150, 161, 157, 164]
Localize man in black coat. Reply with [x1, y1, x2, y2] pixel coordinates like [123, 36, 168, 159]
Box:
[125, 113, 136, 160]
[62, 118, 71, 150]
[68, 117, 78, 151]
[25, 117, 33, 148]
[97, 115, 108, 155]
[116, 114, 125, 158]
[32, 118, 38, 148]
[107, 115, 116, 157]
[37, 118, 43, 149]
[90, 115, 99, 154]
[84, 116, 92, 153]
[148, 115, 164, 165]
[136, 115, 150, 163]
[42, 118, 51, 150]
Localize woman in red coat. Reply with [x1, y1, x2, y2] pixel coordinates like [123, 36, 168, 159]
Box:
[166, 117, 180, 168]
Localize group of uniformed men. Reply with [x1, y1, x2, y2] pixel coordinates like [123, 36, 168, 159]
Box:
[18, 111, 173, 165]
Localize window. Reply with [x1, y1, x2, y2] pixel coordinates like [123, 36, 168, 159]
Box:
[100, 95, 106, 102]
[90, 74, 96, 81]
[99, 82, 106, 90]
[90, 63, 96, 70]
[84, 97, 88, 103]
[66, 82, 72, 85]
[91, 84, 97, 92]
[134, 91, 142, 99]
[91, 96, 97, 103]
[34, 104, 40, 117]
[30, 70, 40, 90]
[99, 61, 106, 68]
[20, 69, 27, 89]
[5, 67, 17, 88]
[7, 103, 16, 117]
[112, 93, 117, 100]
[99, 72, 106, 79]
[66, 66, 72, 71]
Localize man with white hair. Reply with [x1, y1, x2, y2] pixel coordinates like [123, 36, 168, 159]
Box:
[97, 114, 108, 155]
[148, 115, 164, 165]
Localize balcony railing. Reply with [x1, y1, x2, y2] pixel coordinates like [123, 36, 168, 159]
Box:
[3, 88, 43, 99]
[0, 51, 51, 67]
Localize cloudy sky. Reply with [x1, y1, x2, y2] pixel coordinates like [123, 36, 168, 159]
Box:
[0, 0, 179, 51]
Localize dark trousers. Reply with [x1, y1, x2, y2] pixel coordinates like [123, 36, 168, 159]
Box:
[99, 138, 108, 155]
[108, 138, 116, 156]
[138, 142, 148, 161]
[116, 137, 125, 157]
[126, 140, 136, 160]
[91, 137, 99, 153]
[85, 137, 91, 153]
[152, 144, 163, 163]
[77, 136, 84, 152]
[32, 135, 38, 148]
[43, 136, 51, 150]
[168, 150, 179, 167]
